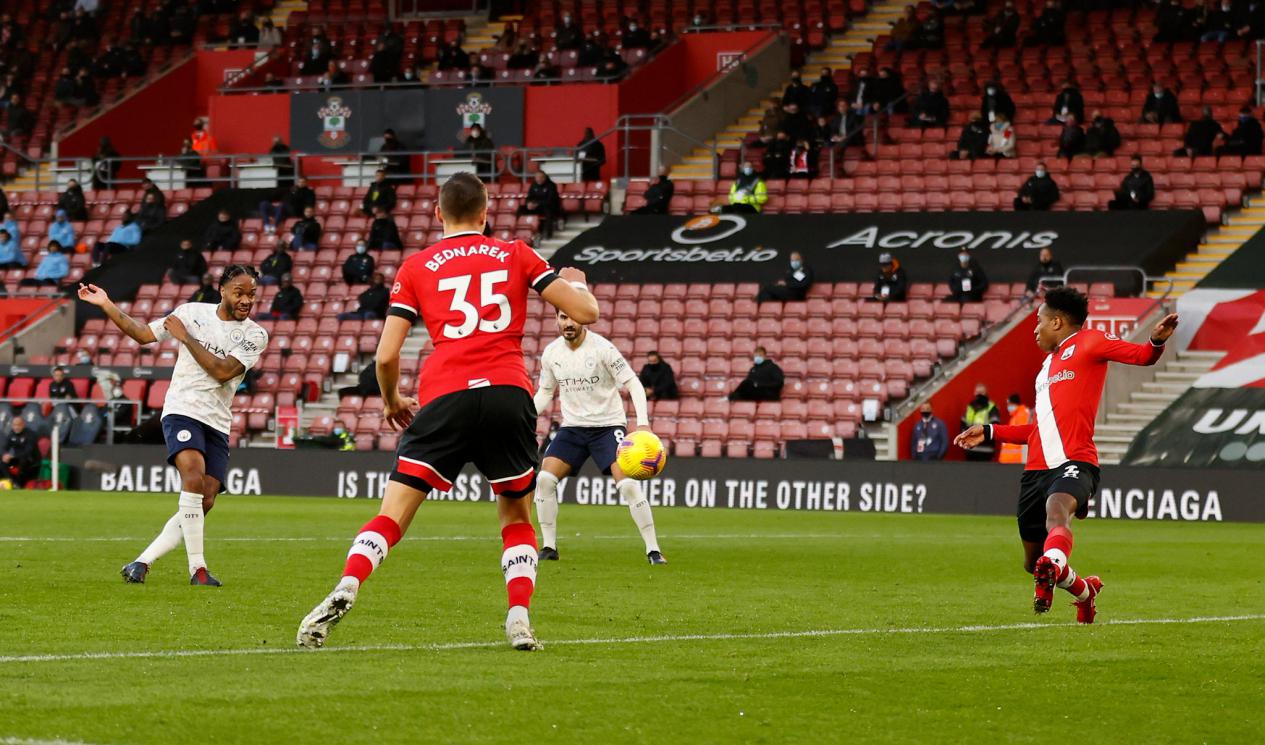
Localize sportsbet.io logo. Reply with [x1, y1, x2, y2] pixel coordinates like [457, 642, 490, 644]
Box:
[573, 214, 777, 266]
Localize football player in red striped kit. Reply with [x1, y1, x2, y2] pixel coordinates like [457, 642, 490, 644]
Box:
[955, 287, 1178, 623]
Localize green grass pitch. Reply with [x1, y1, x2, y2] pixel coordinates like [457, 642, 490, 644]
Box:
[1, 490, 1263, 744]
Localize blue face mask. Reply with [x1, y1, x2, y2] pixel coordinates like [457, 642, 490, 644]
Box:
[790, 260, 802, 270]
[754, 355, 765, 365]
[333, 427, 344, 436]
[356, 244, 367, 254]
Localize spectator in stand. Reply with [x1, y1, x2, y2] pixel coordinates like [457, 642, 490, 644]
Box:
[986, 111, 1016, 158]
[597, 47, 628, 79]
[22, 241, 68, 286]
[519, 170, 561, 238]
[189, 273, 221, 304]
[48, 210, 75, 248]
[337, 272, 389, 321]
[176, 138, 206, 184]
[872, 252, 908, 302]
[1109, 155, 1156, 210]
[577, 32, 604, 67]
[555, 13, 582, 50]
[1, 417, 40, 486]
[92, 136, 120, 190]
[140, 178, 165, 210]
[202, 209, 241, 252]
[758, 251, 814, 302]
[1025, 247, 1065, 295]
[911, 403, 948, 461]
[257, 273, 303, 321]
[873, 67, 906, 114]
[56, 179, 88, 221]
[949, 112, 990, 160]
[1056, 114, 1086, 159]
[342, 240, 375, 284]
[631, 168, 673, 214]
[576, 127, 606, 182]
[1014, 162, 1060, 210]
[338, 362, 381, 398]
[1235, 0, 1265, 38]
[49, 367, 76, 400]
[1153, 0, 1188, 42]
[887, 5, 922, 51]
[1026, 0, 1066, 45]
[3, 94, 32, 137]
[763, 130, 793, 178]
[463, 124, 496, 181]
[71, 67, 99, 106]
[168, 239, 207, 284]
[980, 81, 1016, 123]
[621, 19, 652, 48]
[300, 33, 332, 75]
[276, 176, 316, 229]
[361, 170, 396, 216]
[190, 118, 217, 157]
[830, 98, 866, 151]
[437, 39, 469, 71]
[909, 77, 949, 128]
[270, 135, 294, 186]
[369, 41, 399, 83]
[998, 394, 1031, 464]
[980, 1, 1020, 48]
[961, 384, 1001, 462]
[319, 59, 350, 90]
[1217, 107, 1264, 156]
[727, 346, 785, 401]
[0, 228, 27, 270]
[787, 138, 817, 179]
[228, 9, 259, 47]
[1084, 111, 1122, 156]
[290, 205, 322, 251]
[639, 351, 679, 400]
[92, 211, 140, 264]
[378, 128, 409, 177]
[721, 162, 768, 214]
[913, 10, 945, 48]
[782, 70, 811, 111]
[809, 67, 838, 119]
[137, 191, 166, 233]
[258, 18, 281, 50]
[1201, 0, 1236, 42]
[367, 208, 402, 250]
[1141, 82, 1181, 124]
[1173, 106, 1226, 157]
[779, 101, 813, 144]
[1048, 79, 1084, 125]
[507, 40, 538, 70]
[54, 67, 76, 102]
[0, 213, 17, 244]
[948, 248, 989, 302]
[260, 239, 292, 285]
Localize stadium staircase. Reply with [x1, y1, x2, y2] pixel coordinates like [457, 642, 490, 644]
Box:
[268, 0, 309, 29]
[671, 0, 906, 180]
[1093, 349, 1222, 464]
[1150, 195, 1265, 298]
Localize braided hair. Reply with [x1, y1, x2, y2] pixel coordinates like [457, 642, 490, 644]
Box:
[220, 263, 260, 289]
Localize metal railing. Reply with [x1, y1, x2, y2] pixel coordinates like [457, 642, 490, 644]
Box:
[1062, 265, 1174, 300]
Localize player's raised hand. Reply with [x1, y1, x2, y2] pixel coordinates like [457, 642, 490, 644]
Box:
[1150, 313, 1179, 344]
[77, 283, 110, 307]
[557, 266, 588, 286]
[954, 425, 986, 450]
[163, 315, 189, 342]
[383, 394, 418, 431]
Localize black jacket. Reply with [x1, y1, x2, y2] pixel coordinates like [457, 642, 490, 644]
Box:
[362, 181, 396, 215]
[980, 89, 1016, 122]
[57, 186, 88, 221]
[810, 76, 839, 115]
[285, 185, 316, 216]
[367, 217, 402, 249]
[642, 178, 674, 213]
[291, 216, 322, 246]
[984, 9, 1020, 44]
[271, 285, 304, 317]
[576, 136, 606, 180]
[1117, 168, 1156, 207]
[342, 253, 375, 284]
[1018, 175, 1060, 209]
[202, 219, 241, 251]
[190, 284, 221, 304]
[1226, 117, 1264, 155]
[743, 360, 785, 395]
[260, 250, 292, 279]
[525, 180, 560, 214]
[949, 260, 989, 302]
[874, 266, 909, 301]
[1057, 123, 1086, 158]
[356, 284, 389, 317]
[171, 248, 207, 278]
[1085, 117, 1121, 155]
[1184, 117, 1226, 155]
[49, 380, 76, 400]
[639, 362, 679, 399]
[1051, 88, 1084, 122]
[1026, 260, 1066, 292]
[1142, 90, 1182, 123]
[767, 263, 814, 301]
[781, 80, 811, 110]
[138, 201, 166, 232]
[955, 120, 990, 158]
[911, 90, 949, 127]
[2, 429, 40, 475]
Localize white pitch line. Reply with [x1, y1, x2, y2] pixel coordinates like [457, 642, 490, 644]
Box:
[0, 533, 865, 543]
[2, 614, 1262, 666]
[0, 738, 100, 745]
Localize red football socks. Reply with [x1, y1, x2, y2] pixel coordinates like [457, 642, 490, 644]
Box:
[343, 515, 403, 583]
[501, 522, 538, 609]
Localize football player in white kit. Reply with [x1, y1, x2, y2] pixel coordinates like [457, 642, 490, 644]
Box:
[77, 265, 269, 586]
[533, 309, 665, 564]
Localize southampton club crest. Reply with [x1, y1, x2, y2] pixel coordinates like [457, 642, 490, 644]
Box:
[456, 92, 493, 132]
[317, 96, 353, 148]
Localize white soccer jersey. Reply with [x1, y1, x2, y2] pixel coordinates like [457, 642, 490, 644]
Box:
[148, 303, 269, 434]
[538, 331, 635, 427]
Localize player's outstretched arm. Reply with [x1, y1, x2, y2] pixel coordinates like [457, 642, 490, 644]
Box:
[625, 377, 651, 431]
[78, 283, 157, 345]
[953, 425, 987, 450]
[540, 266, 599, 324]
[376, 315, 418, 430]
[1098, 313, 1179, 366]
[161, 315, 245, 383]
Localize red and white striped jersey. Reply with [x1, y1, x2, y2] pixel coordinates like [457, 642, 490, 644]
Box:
[991, 329, 1165, 470]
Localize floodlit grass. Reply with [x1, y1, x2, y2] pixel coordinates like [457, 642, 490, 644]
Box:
[0, 490, 1262, 744]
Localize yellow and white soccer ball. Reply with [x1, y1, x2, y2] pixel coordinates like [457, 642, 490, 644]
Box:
[0, 479, 13, 490]
[616, 430, 667, 480]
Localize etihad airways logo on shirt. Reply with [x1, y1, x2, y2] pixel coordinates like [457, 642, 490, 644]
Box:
[1036, 369, 1076, 394]
[425, 245, 510, 272]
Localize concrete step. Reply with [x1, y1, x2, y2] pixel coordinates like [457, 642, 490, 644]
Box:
[1180, 350, 1224, 360]
[1095, 434, 1136, 445]
[1097, 424, 1142, 434]
[1130, 391, 1181, 403]
[1096, 443, 1130, 455]
[1140, 381, 1191, 394]
[1154, 371, 1202, 383]
[1119, 402, 1168, 414]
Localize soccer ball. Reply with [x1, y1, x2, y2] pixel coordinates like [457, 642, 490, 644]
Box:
[616, 430, 667, 480]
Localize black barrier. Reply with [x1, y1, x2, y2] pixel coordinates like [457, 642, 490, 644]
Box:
[290, 89, 524, 155]
[551, 211, 1205, 283]
[0, 364, 172, 380]
[62, 446, 1258, 522]
[1123, 387, 1265, 469]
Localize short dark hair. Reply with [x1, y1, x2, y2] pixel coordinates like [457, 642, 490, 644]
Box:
[1043, 286, 1088, 325]
[220, 264, 259, 289]
[439, 172, 487, 223]
[1008, 393, 1021, 404]
[647, 350, 660, 357]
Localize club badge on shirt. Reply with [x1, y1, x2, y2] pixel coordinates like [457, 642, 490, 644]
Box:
[1061, 344, 1076, 361]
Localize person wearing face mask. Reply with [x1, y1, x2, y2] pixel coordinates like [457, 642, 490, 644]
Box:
[621, 20, 651, 49]
[909, 78, 949, 129]
[638, 350, 679, 400]
[1109, 156, 1156, 210]
[1013, 162, 1059, 210]
[1173, 105, 1226, 158]
[980, 81, 1015, 124]
[949, 112, 990, 160]
[1055, 114, 1085, 160]
[1026, 0, 1066, 46]
[1201, 0, 1236, 42]
[1216, 106, 1263, 156]
[997, 394, 1030, 464]
[367, 206, 402, 250]
[986, 111, 1016, 159]
[782, 70, 811, 111]
[1083, 110, 1121, 156]
[721, 162, 768, 213]
[555, 14, 581, 50]
[342, 241, 376, 284]
[1140, 82, 1181, 124]
[809, 67, 838, 118]
[980, 1, 1020, 48]
[948, 248, 989, 303]
[1025, 247, 1065, 295]
[960, 384, 1000, 461]
[872, 252, 908, 302]
[758, 251, 815, 302]
[1047, 79, 1084, 126]
[911, 403, 947, 461]
[727, 346, 784, 402]
[300, 34, 331, 75]
[463, 123, 496, 181]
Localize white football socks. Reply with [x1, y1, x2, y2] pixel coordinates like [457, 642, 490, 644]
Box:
[618, 478, 660, 554]
[178, 490, 206, 574]
[137, 512, 183, 566]
[535, 471, 560, 549]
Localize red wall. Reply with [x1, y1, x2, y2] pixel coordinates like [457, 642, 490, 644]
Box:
[895, 312, 1047, 461]
[207, 92, 291, 154]
[195, 50, 259, 116]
